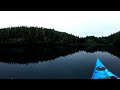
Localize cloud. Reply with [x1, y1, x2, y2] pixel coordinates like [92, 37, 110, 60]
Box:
[0, 11, 120, 37]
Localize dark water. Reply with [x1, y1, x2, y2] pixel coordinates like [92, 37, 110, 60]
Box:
[0, 44, 120, 79]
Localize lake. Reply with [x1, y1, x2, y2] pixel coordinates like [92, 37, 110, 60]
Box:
[0, 44, 120, 79]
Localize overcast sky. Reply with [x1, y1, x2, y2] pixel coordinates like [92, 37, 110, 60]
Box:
[0, 11, 120, 37]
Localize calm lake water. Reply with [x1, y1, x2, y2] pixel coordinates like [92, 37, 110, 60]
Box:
[0, 45, 120, 79]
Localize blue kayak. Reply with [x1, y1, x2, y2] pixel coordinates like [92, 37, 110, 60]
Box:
[92, 58, 120, 79]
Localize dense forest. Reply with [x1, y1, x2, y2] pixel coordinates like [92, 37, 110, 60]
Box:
[84, 31, 120, 45]
[0, 26, 80, 45]
[0, 26, 120, 63]
[0, 26, 119, 46]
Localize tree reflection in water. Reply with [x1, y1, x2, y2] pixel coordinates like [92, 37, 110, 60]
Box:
[0, 44, 119, 64]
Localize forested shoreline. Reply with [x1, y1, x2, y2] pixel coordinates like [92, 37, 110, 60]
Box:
[0, 26, 119, 47]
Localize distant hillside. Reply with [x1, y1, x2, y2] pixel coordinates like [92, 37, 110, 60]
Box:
[0, 26, 81, 45]
[107, 31, 120, 45]
[84, 31, 120, 45]
[0, 26, 119, 46]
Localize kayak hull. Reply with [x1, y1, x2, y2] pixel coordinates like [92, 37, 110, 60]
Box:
[92, 58, 120, 79]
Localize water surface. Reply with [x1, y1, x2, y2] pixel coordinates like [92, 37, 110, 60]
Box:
[0, 45, 120, 79]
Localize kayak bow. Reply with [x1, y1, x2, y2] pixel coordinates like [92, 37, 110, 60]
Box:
[92, 58, 120, 79]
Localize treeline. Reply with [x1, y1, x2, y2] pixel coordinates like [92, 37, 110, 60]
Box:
[84, 31, 120, 45]
[0, 26, 80, 44]
[0, 26, 120, 45]
[107, 31, 120, 45]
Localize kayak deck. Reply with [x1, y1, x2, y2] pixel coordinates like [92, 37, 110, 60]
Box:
[92, 58, 120, 79]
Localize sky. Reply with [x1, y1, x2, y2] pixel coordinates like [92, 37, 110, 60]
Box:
[0, 11, 120, 37]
